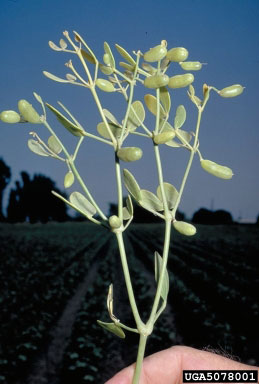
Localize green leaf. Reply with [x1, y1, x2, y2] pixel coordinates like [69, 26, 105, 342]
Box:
[176, 129, 192, 144]
[122, 207, 131, 220]
[46, 103, 85, 137]
[126, 195, 133, 216]
[127, 101, 145, 131]
[174, 105, 186, 129]
[47, 135, 62, 154]
[160, 87, 171, 114]
[99, 64, 114, 75]
[115, 44, 136, 65]
[154, 251, 169, 302]
[43, 71, 70, 83]
[104, 42, 115, 68]
[28, 139, 49, 157]
[97, 122, 121, 140]
[157, 183, 179, 209]
[97, 320, 125, 339]
[144, 94, 166, 118]
[139, 190, 163, 212]
[69, 192, 96, 217]
[80, 48, 96, 64]
[103, 109, 120, 126]
[123, 169, 141, 202]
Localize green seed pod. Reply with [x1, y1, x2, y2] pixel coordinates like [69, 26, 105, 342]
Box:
[18, 100, 41, 123]
[117, 147, 143, 162]
[109, 215, 122, 229]
[96, 78, 115, 92]
[173, 221, 196, 236]
[143, 45, 167, 63]
[103, 53, 111, 66]
[144, 74, 169, 89]
[64, 171, 75, 188]
[154, 131, 175, 144]
[166, 47, 189, 62]
[200, 159, 233, 179]
[218, 84, 244, 98]
[180, 61, 202, 71]
[168, 73, 194, 89]
[0, 110, 20, 123]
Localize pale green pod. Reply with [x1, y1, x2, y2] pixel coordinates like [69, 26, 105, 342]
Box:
[200, 159, 233, 179]
[143, 45, 167, 62]
[64, 171, 75, 188]
[96, 78, 115, 92]
[0, 110, 20, 123]
[166, 47, 189, 62]
[117, 147, 143, 162]
[103, 53, 111, 66]
[173, 221, 196, 236]
[180, 61, 202, 71]
[218, 84, 244, 98]
[154, 131, 175, 144]
[168, 74, 194, 88]
[144, 74, 169, 89]
[109, 215, 122, 229]
[18, 100, 41, 123]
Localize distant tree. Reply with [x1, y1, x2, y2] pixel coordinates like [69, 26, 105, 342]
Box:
[0, 158, 11, 221]
[7, 172, 69, 223]
[192, 207, 233, 225]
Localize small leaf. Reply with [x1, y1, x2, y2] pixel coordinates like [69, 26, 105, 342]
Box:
[28, 139, 49, 157]
[48, 41, 62, 51]
[43, 71, 70, 83]
[104, 42, 115, 68]
[160, 87, 171, 114]
[144, 94, 166, 118]
[142, 62, 156, 74]
[174, 105, 186, 129]
[97, 122, 121, 140]
[157, 183, 179, 209]
[47, 135, 62, 154]
[66, 73, 77, 81]
[80, 49, 96, 64]
[176, 129, 192, 144]
[103, 109, 120, 126]
[59, 39, 67, 49]
[115, 44, 136, 65]
[99, 64, 114, 75]
[126, 195, 133, 216]
[97, 320, 125, 339]
[69, 191, 96, 217]
[154, 251, 169, 302]
[139, 190, 163, 212]
[123, 207, 131, 220]
[46, 103, 85, 137]
[128, 101, 145, 130]
[123, 169, 141, 202]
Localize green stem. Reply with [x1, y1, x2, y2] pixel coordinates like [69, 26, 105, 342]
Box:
[115, 231, 143, 328]
[114, 153, 123, 221]
[132, 334, 148, 384]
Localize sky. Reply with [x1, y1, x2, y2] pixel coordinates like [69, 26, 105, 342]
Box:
[0, 0, 259, 222]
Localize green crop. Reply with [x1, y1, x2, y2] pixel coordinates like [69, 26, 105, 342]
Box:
[0, 32, 244, 383]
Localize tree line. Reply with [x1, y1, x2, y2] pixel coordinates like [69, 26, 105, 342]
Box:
[0, 158, 255, 224]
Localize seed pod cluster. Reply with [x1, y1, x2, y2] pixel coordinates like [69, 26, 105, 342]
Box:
[168, 74, 194, 88]
[153, 131, 175, 144]
[144, 74, 169, 89]
[143, 44, 167, 62]
[173, 221, 196, 236]
[117, 147, 143, 162]
[166, 47, 189, 62]
[64, 171, 75, 188]
[218, 84, 244, 98]
[96, 78, 115, 92]
[109, 215, 122, 229]
[0, 110, 20, 123]
[200, 159, 233, 179]
[18, 100, 41, 123]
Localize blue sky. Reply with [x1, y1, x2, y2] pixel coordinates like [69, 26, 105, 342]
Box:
[0, 0, 259, 221]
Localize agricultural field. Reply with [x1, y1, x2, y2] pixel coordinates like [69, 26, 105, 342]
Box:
[0, 222, 258, 383]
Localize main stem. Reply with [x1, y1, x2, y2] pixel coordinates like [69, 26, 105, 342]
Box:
[132, 334, 148, 384]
